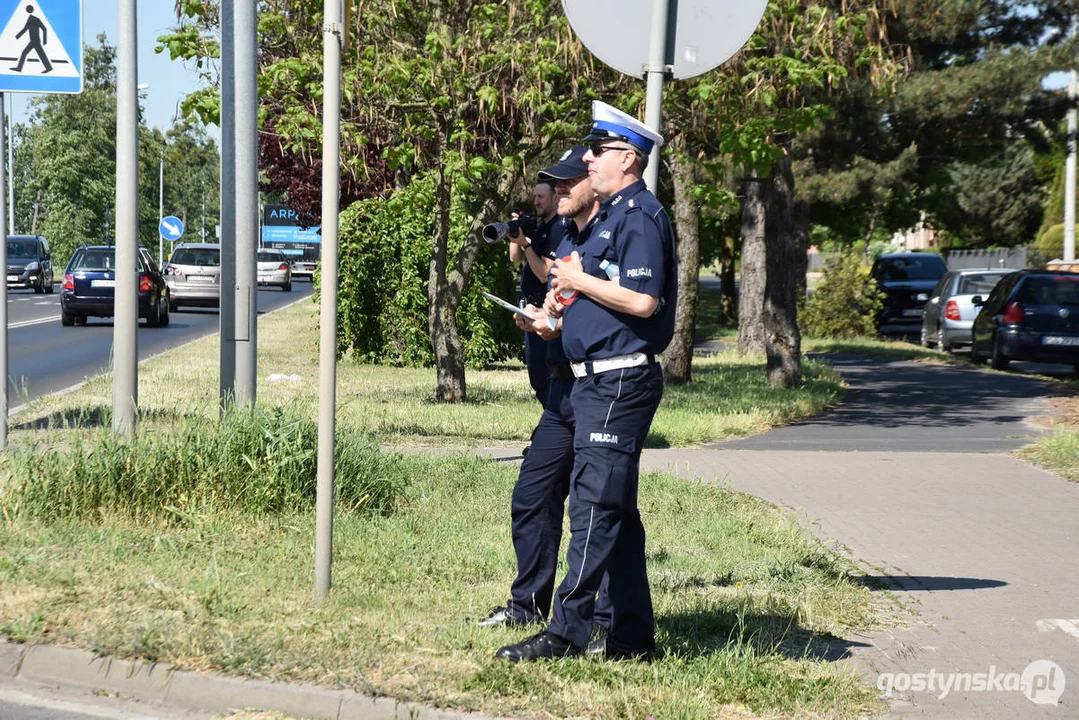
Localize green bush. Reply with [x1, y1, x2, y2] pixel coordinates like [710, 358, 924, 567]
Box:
[1036, 223, 1064, 262]
[800, 251, 884, 338]
[2, 407, 410, 522]
[334, 173, 519, 368]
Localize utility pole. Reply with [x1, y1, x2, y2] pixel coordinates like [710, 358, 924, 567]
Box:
[114, 0, 139, 435]
[1066, 13, 1077, 262]
[6, 93, 12, 235]
[234, 0, 259, 407]
[219, 1, 236, 408]
[0, 93, 9, 449]
[158, 154, 164, 267]
[316, 0, 343, 602]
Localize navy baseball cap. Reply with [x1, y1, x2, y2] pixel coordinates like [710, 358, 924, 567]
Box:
[538, 145, 590, 180]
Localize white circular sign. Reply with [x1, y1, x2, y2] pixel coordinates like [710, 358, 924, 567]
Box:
[562, 0, 768, 80]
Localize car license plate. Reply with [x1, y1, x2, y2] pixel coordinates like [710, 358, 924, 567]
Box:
[91, 279, 115, 288]
[188, 275, 214, 283]
[902, 308, 923, 317]
[5, 275, 17, 282]
[1041, 335, 1079, 346]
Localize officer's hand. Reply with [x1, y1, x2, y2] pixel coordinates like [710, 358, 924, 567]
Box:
[543, 289, 564, 318]
[532, 308, 560, 340]
[551, 251, 585, 294]
[514, 306, 535, 331]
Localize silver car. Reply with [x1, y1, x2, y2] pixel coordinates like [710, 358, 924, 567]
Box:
[165, 243, 221, 311]
[256, 248, 292, 292]
[921, 269, 1015, 353]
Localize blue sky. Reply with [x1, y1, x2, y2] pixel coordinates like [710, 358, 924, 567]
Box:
[7, 2, 213, 139]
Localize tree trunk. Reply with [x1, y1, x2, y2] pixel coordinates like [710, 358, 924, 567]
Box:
[426, 159, 521, 403]
[665, 134, 700, 384]
[738, 172, 766, 354]
[763, 147, 802, 388]
[719, 233, 737, 325]
[429, 164, 466, 402]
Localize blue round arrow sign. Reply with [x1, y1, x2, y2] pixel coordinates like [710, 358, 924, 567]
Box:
[159, 216, 184, 240]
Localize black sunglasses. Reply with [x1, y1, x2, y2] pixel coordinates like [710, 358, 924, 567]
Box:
[588, 141, 635, 157]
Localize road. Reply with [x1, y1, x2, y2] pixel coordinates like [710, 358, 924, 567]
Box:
[4, 283, 314, 405]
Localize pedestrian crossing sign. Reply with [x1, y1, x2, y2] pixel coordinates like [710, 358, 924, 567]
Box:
[0, 0, 81, 94]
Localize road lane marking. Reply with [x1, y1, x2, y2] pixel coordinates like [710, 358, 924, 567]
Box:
[1037, 619, 1079, 640]
[9, 315, 60, 329]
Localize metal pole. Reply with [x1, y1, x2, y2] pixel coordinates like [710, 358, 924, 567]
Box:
[6, 94, 12, 235]
[316, 0, 343, 602]
[201, 185, 206, 241]
[0, 94, 9, 449]
[113, 0, 139, 435]
[158, 154, 164, 267]
[234, 0, 258, 406]
[219, 0, 236, 408]
[1065, 14, 1077, 262]
[642, 0, 670, 192]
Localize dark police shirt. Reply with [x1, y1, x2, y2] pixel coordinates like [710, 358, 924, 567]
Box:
[559, 180, 677, 362]
[546, 214, 602, 366]
[519, 215, 565, 304]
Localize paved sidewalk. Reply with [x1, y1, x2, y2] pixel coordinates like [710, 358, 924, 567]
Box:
[636, 355, 1077, 718]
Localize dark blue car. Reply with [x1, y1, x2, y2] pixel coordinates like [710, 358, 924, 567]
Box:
[971, 270, 1079, 372]
[60, 246, 170, 327]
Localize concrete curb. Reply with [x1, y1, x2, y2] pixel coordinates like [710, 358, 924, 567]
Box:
[2, 639, 501, 720]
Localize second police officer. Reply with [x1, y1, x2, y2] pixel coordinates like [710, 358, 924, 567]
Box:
[476, 146, 612, 634]
[496, 101, 677, 662]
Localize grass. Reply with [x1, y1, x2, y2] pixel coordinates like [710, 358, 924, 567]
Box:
[0, 452, 885, 719]
[8, 300, 845, 449]
[0, 291, 898, 718]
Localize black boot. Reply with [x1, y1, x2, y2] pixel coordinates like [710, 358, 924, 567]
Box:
[495, 631, 581, 663]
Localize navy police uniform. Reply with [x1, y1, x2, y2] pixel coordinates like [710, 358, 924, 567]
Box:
[546, 177, 677, 654]
[501, 146, 612, 629]
[519, 215, 564, 404]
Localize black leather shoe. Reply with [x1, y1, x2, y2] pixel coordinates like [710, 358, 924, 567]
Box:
[495, 631, 581, 663]
[521, 445, 530, 458]
[585, 628, 653, 662]
[585, 623, 608, 656]
[472, 606, 540, 628]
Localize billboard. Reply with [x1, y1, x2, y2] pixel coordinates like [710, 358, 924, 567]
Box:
[262, 205, 321, 246]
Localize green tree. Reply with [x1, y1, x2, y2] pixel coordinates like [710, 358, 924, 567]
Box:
[162, 0, 626, 401]
[20, 36, 119, 263]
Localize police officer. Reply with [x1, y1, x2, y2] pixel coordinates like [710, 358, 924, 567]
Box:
[476, 146, 612, 635]
[509, 180, 564, 405]
[496, 102, 676, 662]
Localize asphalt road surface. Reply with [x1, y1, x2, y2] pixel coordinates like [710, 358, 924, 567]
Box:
[715, 353, 1064, 453]
[3, 282, 314, 406]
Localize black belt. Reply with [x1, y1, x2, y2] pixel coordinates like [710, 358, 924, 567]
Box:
[548, 362, 574, 382]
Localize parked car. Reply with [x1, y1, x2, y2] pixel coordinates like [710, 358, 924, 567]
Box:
[60, 246, 170, 327]
[920, 269, 1015, 353]
[871, 252, 948, 335]
[6, 234, 54, 294]
[256, 248, 292, 292]
[971, 269, 1079, 371]
[164, 243, 221, 311]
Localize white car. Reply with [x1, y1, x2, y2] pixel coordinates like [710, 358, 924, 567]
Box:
[257, 249, 292, 292]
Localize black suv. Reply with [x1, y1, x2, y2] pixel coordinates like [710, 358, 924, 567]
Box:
[6, 234, 54, 294]
[871, 252, 948, 335]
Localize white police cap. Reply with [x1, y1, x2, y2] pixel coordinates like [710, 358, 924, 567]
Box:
[582, 101, 664, 155]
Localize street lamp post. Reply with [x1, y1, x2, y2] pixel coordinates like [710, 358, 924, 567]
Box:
[159, 153, 164, 267]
